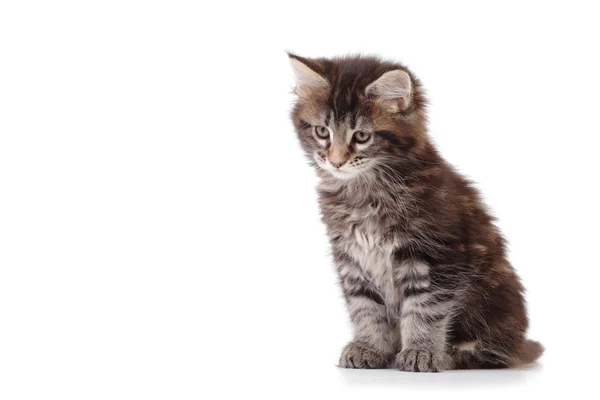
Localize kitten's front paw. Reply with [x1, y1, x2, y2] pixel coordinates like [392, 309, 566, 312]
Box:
[394, 349, 449, 372]
[339, 342, 391, 369]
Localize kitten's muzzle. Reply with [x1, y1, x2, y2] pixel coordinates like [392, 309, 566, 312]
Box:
[329, 159, 346, 168]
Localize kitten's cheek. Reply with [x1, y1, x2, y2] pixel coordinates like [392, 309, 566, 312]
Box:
[313, 151, 327, 166]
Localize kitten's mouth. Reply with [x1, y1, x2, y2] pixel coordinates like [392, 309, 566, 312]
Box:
[314, 152, 367, 180]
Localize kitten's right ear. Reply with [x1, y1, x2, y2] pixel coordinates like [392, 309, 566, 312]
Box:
[288, 54, 328, 97]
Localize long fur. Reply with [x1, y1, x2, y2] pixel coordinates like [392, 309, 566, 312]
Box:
[289, 54, 543, 372]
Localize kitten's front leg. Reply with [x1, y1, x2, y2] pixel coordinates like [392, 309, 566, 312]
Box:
[395, 260, 454, 372]
[337, 255, 397, 369]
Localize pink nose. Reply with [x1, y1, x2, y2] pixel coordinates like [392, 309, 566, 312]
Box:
[329, 159, 346, 168]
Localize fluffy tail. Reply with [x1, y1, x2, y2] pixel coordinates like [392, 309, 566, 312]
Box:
[511, 339, 544, 366]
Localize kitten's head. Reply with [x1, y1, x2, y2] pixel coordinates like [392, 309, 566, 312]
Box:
[289, 54, 428, 181]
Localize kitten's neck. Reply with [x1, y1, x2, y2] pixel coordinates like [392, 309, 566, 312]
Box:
[317, 144, 446, 207]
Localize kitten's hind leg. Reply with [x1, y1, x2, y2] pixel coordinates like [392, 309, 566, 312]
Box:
[449, 341, 509, 369]
[450, 339, 543, 369]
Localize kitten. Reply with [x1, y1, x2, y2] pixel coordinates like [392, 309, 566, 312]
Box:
[288, 54, 543, 372]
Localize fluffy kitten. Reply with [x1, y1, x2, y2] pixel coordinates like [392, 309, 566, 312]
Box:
[288, 54, 543, 372]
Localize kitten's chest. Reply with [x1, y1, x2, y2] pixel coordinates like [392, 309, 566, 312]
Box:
[339, 212, 401, 307]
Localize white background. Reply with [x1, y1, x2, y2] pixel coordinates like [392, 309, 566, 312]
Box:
[1, 1, 599, 399]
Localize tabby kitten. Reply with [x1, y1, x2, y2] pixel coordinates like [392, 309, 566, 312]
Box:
[288, 54, 543, 372]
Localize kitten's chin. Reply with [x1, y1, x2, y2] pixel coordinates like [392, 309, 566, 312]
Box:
[320, 167, 360, 181]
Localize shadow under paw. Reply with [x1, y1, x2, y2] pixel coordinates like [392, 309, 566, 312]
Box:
[339, 342, 391, 369]
[394, 349, 449, 372]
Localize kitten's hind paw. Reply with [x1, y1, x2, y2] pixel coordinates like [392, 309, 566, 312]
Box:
[394, 349, 449, 372]
[339, 342, 391, 369]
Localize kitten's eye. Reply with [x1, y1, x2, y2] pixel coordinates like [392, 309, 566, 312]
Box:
[315, 125, 329, 139]
[353, 131, 371, 143]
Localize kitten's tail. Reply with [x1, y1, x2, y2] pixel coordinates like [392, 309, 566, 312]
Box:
[510, 339, 544, 366]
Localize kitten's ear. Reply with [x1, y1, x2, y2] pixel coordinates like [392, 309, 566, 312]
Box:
[366, 69, 412, 110]
[288, 54, 328, 97]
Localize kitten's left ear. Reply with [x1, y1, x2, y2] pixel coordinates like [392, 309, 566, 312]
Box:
[288, 54, 329, 97]
[366, 69, 412, 110]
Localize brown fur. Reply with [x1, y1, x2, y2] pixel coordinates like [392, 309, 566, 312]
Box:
[289, 54, 543, 371]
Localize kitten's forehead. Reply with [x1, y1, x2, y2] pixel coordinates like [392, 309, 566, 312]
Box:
[321, 110, 371, 134]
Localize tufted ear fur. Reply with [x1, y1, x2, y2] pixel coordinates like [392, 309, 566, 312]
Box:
[366, 69, 412, 110]
[288, 55, 328, 97]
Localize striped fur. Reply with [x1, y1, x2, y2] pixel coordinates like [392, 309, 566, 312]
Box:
[288, 54, 543, 372]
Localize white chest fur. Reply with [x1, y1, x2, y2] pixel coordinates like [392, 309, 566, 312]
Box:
[343, 215, 401, 311]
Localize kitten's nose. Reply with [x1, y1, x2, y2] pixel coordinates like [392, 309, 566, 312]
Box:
[329, 159, 346, 168]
